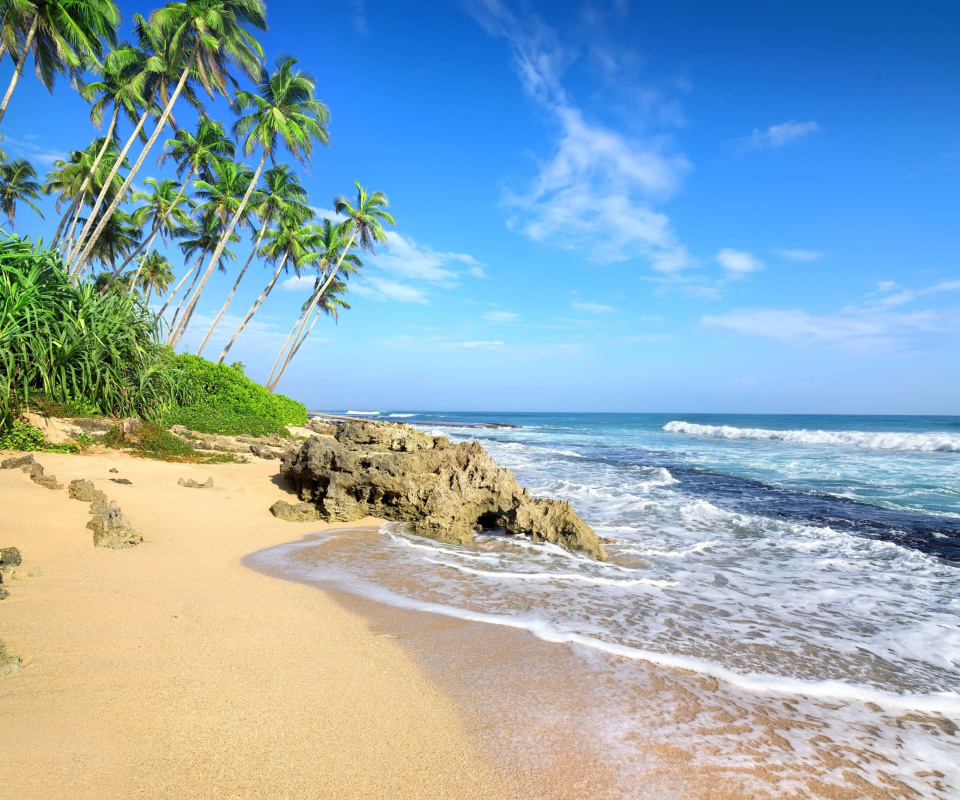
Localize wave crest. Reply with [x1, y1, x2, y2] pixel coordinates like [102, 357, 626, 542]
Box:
[664, 421, 960, 453]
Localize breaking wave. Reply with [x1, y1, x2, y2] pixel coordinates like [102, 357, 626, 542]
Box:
[664, 421, 960, 453]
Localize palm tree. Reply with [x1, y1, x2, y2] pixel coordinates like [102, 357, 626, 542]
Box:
[78, 207, 140, 272]
[266, 183, 394, 389]
[0, 0, 121, 126]
[195, 163, 308, 356]
[72, 0, 266, 275]
[170, 56, 329, 351]
[270, 277, 350, 390]
[0, 156, 43, 227]
[158, 116, 235, 193]
[216, 204, 317, 364]
[133, 249, 174, 302]
[167, 158, 254, 344]
[98, 176, 193, 293]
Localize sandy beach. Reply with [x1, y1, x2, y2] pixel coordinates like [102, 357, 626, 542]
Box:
[0, 450, 516, 799]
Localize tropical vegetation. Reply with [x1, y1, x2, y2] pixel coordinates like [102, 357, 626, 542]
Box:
[0, 0, 393, 443]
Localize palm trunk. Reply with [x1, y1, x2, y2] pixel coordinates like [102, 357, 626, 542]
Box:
[167, 251, 206, 336]
[51, 193, 82, 251]
[144, 285, 153, 304]
[195, 220, 267, 356]
[266, 231, 357, 388]
[216, 251, 288, 364]
[73, 44, 199, 275]
[158, 251, 204, 319]
[270, 304, 323, 391]
[68, 101, 154, 269]
[266, 300, 310, 389]
[169, 148, 267, 349]
[54, 106, 119, 252]
[124, 228, 161, 294]
[0, 13, 37, 126]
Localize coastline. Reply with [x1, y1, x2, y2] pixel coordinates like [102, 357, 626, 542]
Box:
[0, 451, 517, 799]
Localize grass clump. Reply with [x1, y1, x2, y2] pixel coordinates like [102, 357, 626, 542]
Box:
[103, 422, 236, 464]
[165, 355, 306, 437]
[0, 419, 79, 453]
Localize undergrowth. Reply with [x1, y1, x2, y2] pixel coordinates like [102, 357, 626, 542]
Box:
[103, 423, 237, 464]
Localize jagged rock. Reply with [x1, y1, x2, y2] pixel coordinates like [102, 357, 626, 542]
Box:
[1, 454, 36, 470]
[68, 479, 106, 505]
[178, 477, 213, 489]
[120, 417, 143, 437]
[305, 418, 336, 436]
[110, 478, 132, 485]
[0, 638, 21, 677]
[69, 417, 115, 438]
[269, 500, 320, 522]
[0, 547, 22, 572]
[281, 420, 606, 560]
[250, 444, 283, 460]
[87, 501, 142, 548]
[109, 468, 119, 473]
[33, 474, 62, 490]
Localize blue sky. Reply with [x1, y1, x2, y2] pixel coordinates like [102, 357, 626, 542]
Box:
[3, 0, 959, 413]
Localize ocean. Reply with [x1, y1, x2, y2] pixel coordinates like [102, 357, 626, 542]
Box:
[252, 412, 960, 796]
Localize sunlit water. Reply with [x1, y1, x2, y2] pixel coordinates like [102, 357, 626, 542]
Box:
[254, 412, 960, 797]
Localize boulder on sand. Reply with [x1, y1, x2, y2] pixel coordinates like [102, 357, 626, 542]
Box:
[178, 477, 213, 489]
[68, 478, 106, 505]
[280, 420, 607, 560]
[0, 638, 21, 677]
[87, 500, 142, 549]
[269, 500, 319, 522]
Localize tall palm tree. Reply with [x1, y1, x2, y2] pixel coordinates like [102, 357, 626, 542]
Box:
[266, 183, 394, 389]
[167, 158, 254, 344]
[158, 116, 235, 193]
[0, 156, 43, 227]
[98, 176, 193, 293]
[195, 163, 308, 356]
[79, 207, 140, 272]
[0, 0, 121, 125]
[216, 203, 316, 364]
[133, 249, 174, 302]
[171, 57, 329, 351]
[72, 0, 266, 274]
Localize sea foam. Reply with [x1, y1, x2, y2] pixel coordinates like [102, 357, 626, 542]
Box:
[664, 420, 960, 452]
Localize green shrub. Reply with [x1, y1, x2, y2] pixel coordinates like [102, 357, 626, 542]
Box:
[166, 355, 306, 436]
[0, 419, 78, 453]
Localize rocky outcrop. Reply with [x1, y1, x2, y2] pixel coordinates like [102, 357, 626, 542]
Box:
[0, 546, 21, 600]
[68, 479, 142, 548]
[170, 427, 295, 460]
[178, 477, 213, 489]
[0, 453, 61, 489]
[270, 500, 319, 522]
[280, 420, 606, 560]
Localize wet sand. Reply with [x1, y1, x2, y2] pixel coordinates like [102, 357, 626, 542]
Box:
[0, 452, 518, 799]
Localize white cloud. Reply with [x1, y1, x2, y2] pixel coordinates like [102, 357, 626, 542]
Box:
[369, 231, 477, 284]
[716, 248, 764, 275]
[571, 299, 615, 313]
[350, 0, 368, 35]
[484, 310, 518, 322]
[282, 275, 315, 292]
[352, 277, 428, 304]
[468, 264, 488, 278]
[703, 279, 960, 352]
[3, 133, 68, 167]
[877, 280, 900, 293]
[459, 340, 505, 349]
[466, 0, 692, 272]
[740, 120, 820, 149]
[776, 249, 824, 262]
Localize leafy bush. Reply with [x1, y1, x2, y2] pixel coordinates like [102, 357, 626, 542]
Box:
[103, 422, 236, 464]
[0, 419, 79, 453]
[166, 355, 306, 436]
[0, 232, 180, 427]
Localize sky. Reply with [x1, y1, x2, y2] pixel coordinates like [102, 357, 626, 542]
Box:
[3, 0, 959, 413]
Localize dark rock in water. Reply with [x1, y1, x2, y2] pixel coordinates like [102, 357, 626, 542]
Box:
[178, 477, 213, 489]
[110, 478, 133, 485]
[68, 479, 106, 505]
[87, 501, 142, 548]
[0, 547, 22, 572]
[281, 420, 606, 560]
[0, 638, 21, 677]
[270, 500, 319, 522]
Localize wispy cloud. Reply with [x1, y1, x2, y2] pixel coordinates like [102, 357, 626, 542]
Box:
[775, 248, 824, 262]
[571, 299, 615, 313]
[3, 133, 68, 168]
[702, 279, 960, 352]
[738, 120, 820, 150]
[350, 0, 369, 35]
[465, 0, 693, 273]
[484, 310, 518, 322]
[352, 277, 429, 304]
[371, 231, 483, 284]
[716, 248, 764, 275]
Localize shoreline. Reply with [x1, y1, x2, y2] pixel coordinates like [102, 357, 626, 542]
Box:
[0, 450, 520, 799]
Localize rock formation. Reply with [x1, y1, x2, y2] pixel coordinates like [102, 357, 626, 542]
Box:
[68, 479, 142, 548]
[0, 638, 21, 677]
[178, 477, 213, 489]
[1, 454, 61, 489]
[0, 546, 21, 600]
[280, 419, 606, 560]
[270, 499, 319, 522]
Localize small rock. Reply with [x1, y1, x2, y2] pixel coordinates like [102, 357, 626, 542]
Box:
[109, 468, 119, 473]
[250, 444, 280, 460]
[178, 477, 213, 489]
[68, 479, 106, 504]
[0, 588, 7, 601]
[0, 547, 22, 572]
[270, 500, 320, 522]
[33, 474, 63, 490]
[110, 478, 133, 485]
[0, 638, 21, 677]
[28, 567, 42, 577]
[1, 454, 36, 470]
[87, 501, 142, 548]
[120, 417, 144, 437]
